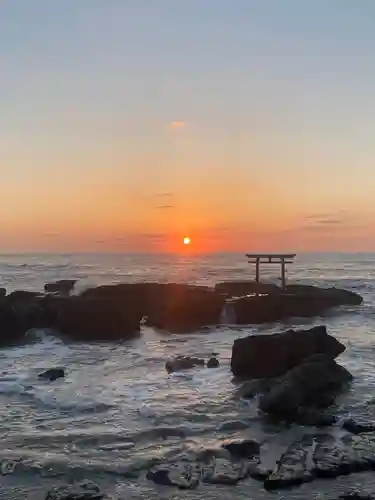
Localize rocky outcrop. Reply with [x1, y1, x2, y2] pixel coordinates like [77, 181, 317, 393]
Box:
[0, 280, 364, 345]
[232, 285, 363, 324]
[258, 354, 352, 418]
[231, 325, 345, 379]
[264, 432, 375, 491]
[81, 283, 224, 332]
[51, 296, 141, 341]
[215, 281, 279, 297]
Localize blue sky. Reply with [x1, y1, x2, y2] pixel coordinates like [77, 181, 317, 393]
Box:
[1, 1, 375, 251]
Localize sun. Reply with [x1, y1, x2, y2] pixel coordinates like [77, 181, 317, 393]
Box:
[183, 236, 191, 245]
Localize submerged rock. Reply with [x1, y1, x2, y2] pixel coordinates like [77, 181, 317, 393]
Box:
[231, 325, 345, 379]
[259, 354, 352, 418]
[165, 356, 205, 373]
[39, 367, 65, 381]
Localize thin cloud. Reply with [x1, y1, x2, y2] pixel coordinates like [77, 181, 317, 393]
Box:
[169, 121, 185, 130]
[155, 192, 173, 199]
[305, 210, 348, 226]
[155, 204, 174, 210]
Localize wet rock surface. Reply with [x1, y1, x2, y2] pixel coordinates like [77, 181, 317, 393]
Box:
[337, 491, 375, 499]
[165, 356, 205, 373]
[44, 279, 77, 295]
[259, 354, 352, 418]
[45, 480, 106, 499]
[231, 325, 345, 379]
[38, 367, 65, 381]
[0, 280, 364, 345]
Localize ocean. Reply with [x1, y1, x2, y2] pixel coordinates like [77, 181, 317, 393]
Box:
[1, 252, 375, 499]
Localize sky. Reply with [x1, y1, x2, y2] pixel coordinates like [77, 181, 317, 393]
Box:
[1, 1, 375, 253]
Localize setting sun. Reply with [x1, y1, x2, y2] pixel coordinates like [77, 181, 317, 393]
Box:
[183, 236, 191, 245]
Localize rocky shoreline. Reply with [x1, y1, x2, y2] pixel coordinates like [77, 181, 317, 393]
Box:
[144, 324, 375, 497]
[0, 280, 364, 345]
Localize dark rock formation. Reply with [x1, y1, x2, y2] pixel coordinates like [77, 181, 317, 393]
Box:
[215, 281, 279, 297]
[165, 356, 205, 373]
[44, 279, 77, 295]
[45, 480, 105, 499]
[81, 283, 224, 332]
[38, 368, 65, 381]
[232, 289, 362, 325]
[341, 401, 375, 434]
[259, 354, 352, 418]
[146, 463, 201, 489]
[52, 296, 141, 341]
[207, 356, 219, 368]
[231, 325, 345, 379]
[337, 492, 375, 500]
[221, 438, 260, 458]
[264, 432, 375, 491]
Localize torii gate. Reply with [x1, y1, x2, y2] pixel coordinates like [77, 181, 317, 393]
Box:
[245, 253, 296, 289]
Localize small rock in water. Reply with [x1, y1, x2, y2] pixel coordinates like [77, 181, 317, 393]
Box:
[221, 438, 260, 459]
[38, 368, 65, 381]
[165, 356, 205, 373]
[146, 463, 200, 489]
[45, 480, 104, 500]
[207, 357, 219, 368]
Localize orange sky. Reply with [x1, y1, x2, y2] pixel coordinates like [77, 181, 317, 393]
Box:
[3, 3, 375, 253]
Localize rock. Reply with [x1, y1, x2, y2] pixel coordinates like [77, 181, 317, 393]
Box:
[38, 368, 65, 381]
[0, 301, 37, 345]
[294, 408, 338, 427]
[264, 432, 375, 491]
[146, 463, 200, 489]
[165, 356, 205, 373]
[44, 280, 77, 295]
[343, 418, 375, 434]
[207, 356, 219, 368]
[231, 325, 345, 379]
[231, 285, 363, 325]
[201, 457, 250, 485]
[341, 402, 375, 434]
[236, 379, 274, 399]
[337, 491, 375, 500]
[259, 354, 352, 418]
[52, 296, 141, 341]
[80, 283, 224, 332]
[264, 435, 315, 490]
[0, 288, 6, 298]
[45, 480, 104, 499]
[221, 438, 260, 458]
[215, 281, 280, 297]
